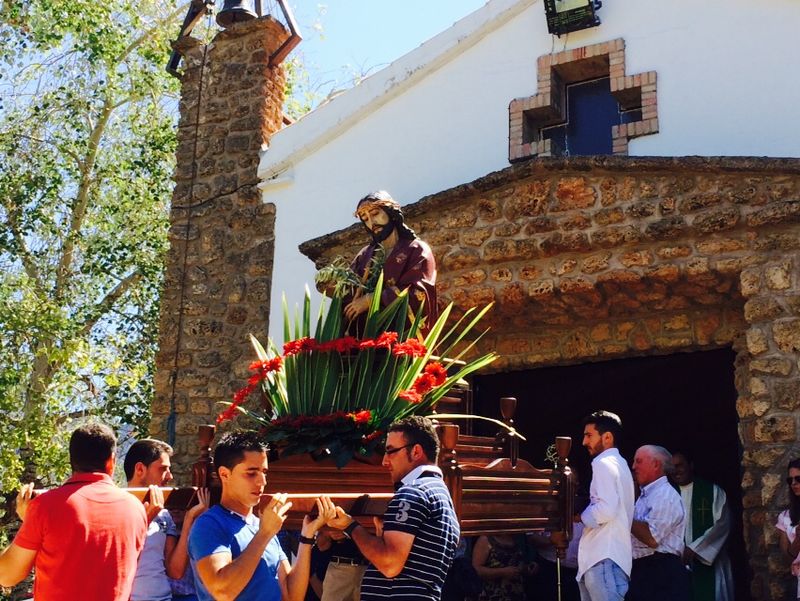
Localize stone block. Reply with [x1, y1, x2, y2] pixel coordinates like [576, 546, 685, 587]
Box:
[753, 415, 796, 443]
[746, 200, 800, 227]
[625, 201, 656, 218]
[581, 252, 611, 274]
[656, 245, 692, 260]
[750, 357, 794, 377]
[765, 261, 793, 290]
[539, 232, 590, 256]
[559, 214, 592, 231]
[477, 198, 502, 221]
[744, 297, 784, 323]
[528, 279, 555, 299]
[773, 318, 800, 352]
[484, 239, 538, 262]
[491, 268, 513, 282]
[441, 207, 478, 229]
[645, 216, 687, 240]
[525, 216, 557, 234]
[695, 237, 747, 254]
[592, 225, 641, 248]
[552, 177, 596, 211]
[551, 259, 577, 276]
[692, 207, 740, 233]
[452, 269, 487, 287]
[519, 265, 541, 280]
[620, 250, 654, 268]
[461, 227, 492, 247]
[775, 379, 800, 411]
[443, 249, 481, 271]
[746, 327, 770, 355]
[594, 207, 625, 225]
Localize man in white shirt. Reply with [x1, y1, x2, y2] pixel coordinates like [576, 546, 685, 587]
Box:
[576, 411, 635, 601]
[671, 451, 734, 601]
[628, 445, 690, 601]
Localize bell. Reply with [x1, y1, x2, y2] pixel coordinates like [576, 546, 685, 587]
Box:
[216, 0, 258, 28]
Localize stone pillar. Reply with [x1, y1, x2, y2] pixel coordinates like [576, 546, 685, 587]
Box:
[151, 17, 289, 482]
[738, 252, 800, 600]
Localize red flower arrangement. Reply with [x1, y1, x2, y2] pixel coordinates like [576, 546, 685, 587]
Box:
[220, 332, 432, 424]
[396, 361, 449, 404]
[216, 282, 496, 466]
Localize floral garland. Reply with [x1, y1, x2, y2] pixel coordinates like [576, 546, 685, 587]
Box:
[218, 332, 443, 424]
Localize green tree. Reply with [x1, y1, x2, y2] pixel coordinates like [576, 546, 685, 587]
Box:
[0, 0, 186, 511]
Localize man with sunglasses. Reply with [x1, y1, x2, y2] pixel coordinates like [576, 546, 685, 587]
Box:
[327, 416, 459, 601]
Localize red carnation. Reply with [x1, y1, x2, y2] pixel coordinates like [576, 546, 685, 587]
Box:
[412, 373, 437, 395]
[392, 338, 427, 357]
[348, 409, 372, 424]
[423, 361, 447, 386]
[283, 337, 316, 356]
[398, 389, 422, 404]
[335, 336, 360, 352]
[375, 331, 398, 348]
[359, 339, 376, 349]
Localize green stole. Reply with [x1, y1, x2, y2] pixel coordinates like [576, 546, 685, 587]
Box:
[689, 477, 716, 601]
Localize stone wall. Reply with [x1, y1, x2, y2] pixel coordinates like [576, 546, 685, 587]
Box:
[152, 17, 289, 482]
[300, 156, 800, 600]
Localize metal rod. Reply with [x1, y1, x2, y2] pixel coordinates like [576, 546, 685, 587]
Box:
[557, 556, 562, 601]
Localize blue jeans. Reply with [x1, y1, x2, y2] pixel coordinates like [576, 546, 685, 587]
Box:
[578, 559, 629, 601]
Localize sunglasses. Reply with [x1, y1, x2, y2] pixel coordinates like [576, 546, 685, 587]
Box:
[384, 443, 414, 456]
[787, 476, 800, 485]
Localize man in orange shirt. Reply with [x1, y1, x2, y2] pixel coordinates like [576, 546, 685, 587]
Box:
[0, 423, 148, 600]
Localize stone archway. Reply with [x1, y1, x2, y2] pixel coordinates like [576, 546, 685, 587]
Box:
[301, 156, 800, 600]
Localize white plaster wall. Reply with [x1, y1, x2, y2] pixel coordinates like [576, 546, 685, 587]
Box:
[261, 0, 800, 342]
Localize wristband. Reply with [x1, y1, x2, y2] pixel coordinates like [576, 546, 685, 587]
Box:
[298, 534, 317, 545]
[343, 521, 360, 539]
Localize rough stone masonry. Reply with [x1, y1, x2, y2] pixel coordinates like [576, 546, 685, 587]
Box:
[151, 17, 288, 480]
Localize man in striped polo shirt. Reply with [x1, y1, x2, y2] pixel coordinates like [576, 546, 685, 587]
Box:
[328, 416, 459, 600]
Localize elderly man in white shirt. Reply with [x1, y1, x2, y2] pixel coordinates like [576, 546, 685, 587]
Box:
[628, 445, 691, 601]
[576, 411, 635, 601]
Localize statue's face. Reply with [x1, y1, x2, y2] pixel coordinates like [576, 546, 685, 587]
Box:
[357, 204, 393, 243]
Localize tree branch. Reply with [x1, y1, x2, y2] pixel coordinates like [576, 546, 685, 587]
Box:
[116, 3, 189, 65]
[2, 202, 47, 296]
[79, 269, 142, 336]
[52, 96, 114, 301]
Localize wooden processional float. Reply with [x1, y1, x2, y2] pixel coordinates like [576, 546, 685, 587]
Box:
[29, 397, 575, 556]
[176, 394, 577, 557]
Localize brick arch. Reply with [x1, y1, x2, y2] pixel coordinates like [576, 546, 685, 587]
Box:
[508, 38, 658, 161]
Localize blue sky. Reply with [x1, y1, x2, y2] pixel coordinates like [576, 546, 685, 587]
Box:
[286, 1, 488, 101]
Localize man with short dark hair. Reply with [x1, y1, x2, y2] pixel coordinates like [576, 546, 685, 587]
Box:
[327, 415, 460, 601]
[628, 445, 690, 601]
[188, 430, 334, 601]
[125, 438, 209, 601]
[0, 423, 148, 600]
[576, 410, 635, 601]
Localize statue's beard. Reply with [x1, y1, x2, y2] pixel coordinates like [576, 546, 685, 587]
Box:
[370, 222, 395, 244]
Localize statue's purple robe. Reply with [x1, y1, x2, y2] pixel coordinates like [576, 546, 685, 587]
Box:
[349, 236, 438, 330]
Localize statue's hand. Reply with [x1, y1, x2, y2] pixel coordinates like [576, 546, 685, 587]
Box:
[344, 294, 372, 321]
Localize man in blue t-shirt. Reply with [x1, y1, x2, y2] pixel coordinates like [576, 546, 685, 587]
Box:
[327, 416, 460, 601]
[188, 430, 335, 601]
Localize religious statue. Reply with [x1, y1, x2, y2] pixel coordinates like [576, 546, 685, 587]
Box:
[317, 190, 437, 335]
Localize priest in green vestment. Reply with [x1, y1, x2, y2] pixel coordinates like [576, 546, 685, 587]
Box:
[671, 451, 734, 601]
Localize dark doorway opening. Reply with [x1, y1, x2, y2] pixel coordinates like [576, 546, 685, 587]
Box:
[473, 347, 749, 600]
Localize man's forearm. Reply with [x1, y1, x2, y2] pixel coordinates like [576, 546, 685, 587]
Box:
[631, 520, 658, 548]
[203, 532, 271, 600]
[350, 524, 406, 577]
[284, 539, 314, 601]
